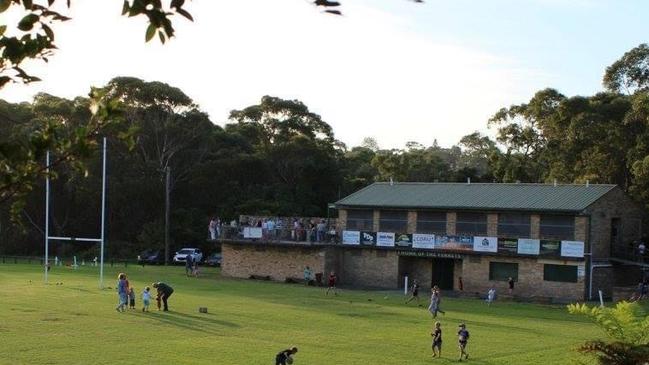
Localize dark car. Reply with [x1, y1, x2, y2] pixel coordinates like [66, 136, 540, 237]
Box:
[137, 249, 164, 265]
[206, 252, 222, 267]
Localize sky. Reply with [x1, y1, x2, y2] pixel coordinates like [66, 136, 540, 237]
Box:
[1, 0, 648, 149]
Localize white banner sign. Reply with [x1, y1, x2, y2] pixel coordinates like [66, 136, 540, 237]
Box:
[376, 232, 395, 247]
[517, 238, 540, 255]
[473, 236, 498, 253]
[243, 227, 263, 239]
[342, 230, 360, 245]
[577, 265, 585, 277]
[561, 241, 585, 257]
[412, 233, 435, 249]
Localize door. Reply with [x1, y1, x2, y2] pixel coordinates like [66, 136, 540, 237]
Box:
[431, 258, 454, 290]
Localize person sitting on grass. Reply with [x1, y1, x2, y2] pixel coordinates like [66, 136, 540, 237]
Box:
[275, 346, 298, 365]
[457, 323, 470, 361]
[115, 273, 128, 312]
[152, 282, 174, 312]
[431, 321, 442, 358]
[142, 286, 151, 312]
[405, 279, 420, 305]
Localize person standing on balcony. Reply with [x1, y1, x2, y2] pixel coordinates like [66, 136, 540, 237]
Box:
[267, 218, 276, 239]
[638, 240, 646, 260]
[317, 219, 326, 242]
[208, 217, 217, 240]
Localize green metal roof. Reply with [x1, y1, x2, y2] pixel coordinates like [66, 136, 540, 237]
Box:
[335, 182, 617, 212]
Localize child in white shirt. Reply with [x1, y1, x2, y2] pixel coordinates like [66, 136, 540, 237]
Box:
[142, 287, 151, 312]
[486, 287, 496, 306]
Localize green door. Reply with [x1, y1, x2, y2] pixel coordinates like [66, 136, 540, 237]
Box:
[431, 258, 455, 290]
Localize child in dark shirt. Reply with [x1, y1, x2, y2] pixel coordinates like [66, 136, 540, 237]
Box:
[275, 347, 298, 365]
[457, 323, 470, 361]
[431, 321, 442, 358]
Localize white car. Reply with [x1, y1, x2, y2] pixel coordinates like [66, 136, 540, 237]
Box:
[172, 248, 203, 264]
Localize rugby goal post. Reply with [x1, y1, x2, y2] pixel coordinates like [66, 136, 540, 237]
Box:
[45, 137, 107, 289]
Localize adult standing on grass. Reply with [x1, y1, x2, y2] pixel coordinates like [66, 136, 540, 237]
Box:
[508, 277, 515, 295]
[115, 273, 127, 312]
[185, 254, 194, 277]
[153, 282, 174, 311]
[428, 288, 439, 318]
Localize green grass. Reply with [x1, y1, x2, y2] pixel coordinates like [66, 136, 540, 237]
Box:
[0, 264, 601, 365]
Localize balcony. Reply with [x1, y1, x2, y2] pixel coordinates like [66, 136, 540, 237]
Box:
[610, 244, 648, 266]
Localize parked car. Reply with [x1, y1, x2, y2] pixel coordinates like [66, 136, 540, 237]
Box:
[206, 252, 222, 267]
[137, 249, 164, 265]
[172, 248, 203, 264]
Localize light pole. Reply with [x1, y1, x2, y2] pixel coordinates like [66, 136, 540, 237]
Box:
[164, 166, 171, 265]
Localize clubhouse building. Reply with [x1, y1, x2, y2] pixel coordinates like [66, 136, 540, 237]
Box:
[220, 182, 646, 302]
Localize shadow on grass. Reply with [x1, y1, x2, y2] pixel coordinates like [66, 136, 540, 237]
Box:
[138, 310, 240, 336]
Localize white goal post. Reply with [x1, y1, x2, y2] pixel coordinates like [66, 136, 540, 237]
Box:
[45, 137, 107, 288]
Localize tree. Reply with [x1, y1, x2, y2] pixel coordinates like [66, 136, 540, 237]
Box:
[604, 44, 649, 94]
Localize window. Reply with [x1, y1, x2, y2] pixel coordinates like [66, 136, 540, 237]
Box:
[417, 211, 447, 234]
[456, 212, 487, 235]
[346, 209, 374, 231]
[540, 215, 574, 240]
[498, 213, 531, 237]
[543, 264, 578, 283]
[379, 210, 408, 232]
[489, 262, 518, 281]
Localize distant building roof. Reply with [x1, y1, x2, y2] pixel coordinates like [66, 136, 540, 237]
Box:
[335, 182, 617, 213]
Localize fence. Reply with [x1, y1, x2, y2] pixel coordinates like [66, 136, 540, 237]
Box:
[217, 226, 340, 244]
[0, 255, 134, 268]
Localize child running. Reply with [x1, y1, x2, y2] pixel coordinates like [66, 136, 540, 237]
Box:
[142, 286, 151, 312]
[431, 321, 442, 358]
[128, 286, 136, 309]
[457, 323, 470, 361]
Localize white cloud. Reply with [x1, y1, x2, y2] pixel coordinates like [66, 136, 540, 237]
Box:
[0, 0, 549, 148]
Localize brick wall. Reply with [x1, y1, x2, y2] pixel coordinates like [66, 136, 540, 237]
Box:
[338, 248, 399, 289]
[582, 187, 644, 260]
[446, 212, 457, 235]
[487, 213, 498, 236]
[221, 244, 326, 281]
[338, 209, 347, 231]
[574, 216, 588, 242]
[372, 210, 380, 232]
[460, 256, 585, 301]
[398, 256, 433, 290]
[530, 215, 540, 239]
[407, 211, 417, 233]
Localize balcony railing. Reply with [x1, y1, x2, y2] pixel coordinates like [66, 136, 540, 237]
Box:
[611, 244, 648, 264]
[214, 225, 340, 244]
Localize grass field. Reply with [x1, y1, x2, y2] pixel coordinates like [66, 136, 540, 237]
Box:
[0, 263, 602, 365]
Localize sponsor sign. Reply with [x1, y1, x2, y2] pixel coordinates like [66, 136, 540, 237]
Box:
[517, 238, 540, 255]
[561, 240, 585, 258]
[396, 250, 462, 259]
[540, 240, 561, 257]
[473, 236, 498, 253]
[243, 227, 262, 239]
[342, 230, 360, 245]
[498, 238, 518, 254]
[360, 231, 376, 245]
[394, 233, 412, 248]
[376, 232, 396, 247]
[434, 235, 474, 251]
[412, 233, 435, 249]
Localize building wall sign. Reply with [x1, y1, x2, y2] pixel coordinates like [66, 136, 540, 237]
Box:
[243, 227, 263, 239]
[412, 233, 435, 249]
[517, 238, 540, 255]
[396, 250, 462, 259]
[394, 233, 412, 248]
[342, 230, 360, 245]
[473, 236, 498, 253]
[376, 232, 396, 247]
[561, 241, 585, 258]
[435, 235, 473, 250]
[360, 231, 376, 245]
